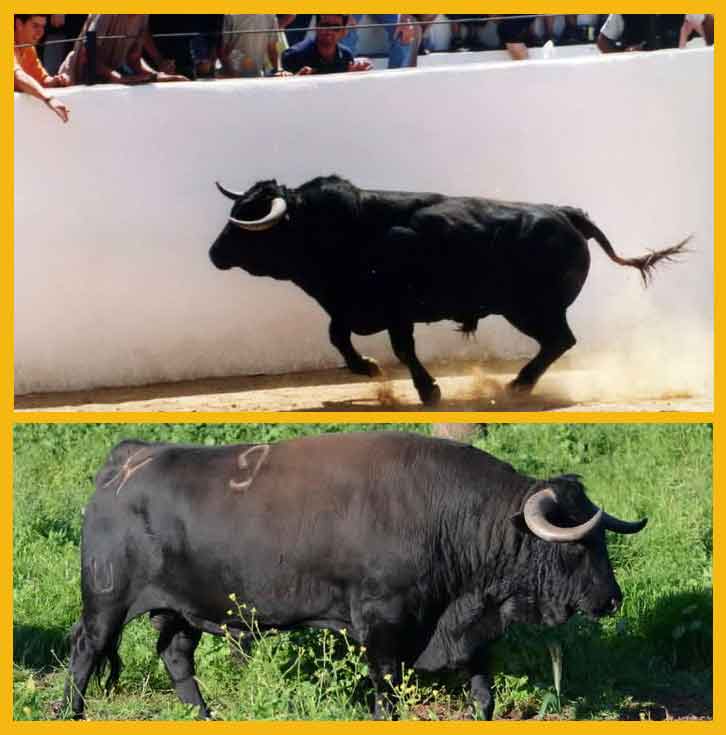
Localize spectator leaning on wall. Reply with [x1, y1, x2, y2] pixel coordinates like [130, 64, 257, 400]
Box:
[42, 14, 87, 74]
[13, 14, 70, 122]
[14, 15, 70, 88]
[342, 14, 416, 68]
[597, 14, 709, 52]
[282, 15, 372, 75]
[679, 14, 714, 47]
[58, 14, 188, 84]
[220, 14, 283, 77]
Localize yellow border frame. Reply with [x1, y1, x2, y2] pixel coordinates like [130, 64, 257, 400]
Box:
[5, 4, 719, 731]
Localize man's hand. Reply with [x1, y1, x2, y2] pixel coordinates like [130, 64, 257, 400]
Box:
[296, 66, 315, 75]
[46, 96, 70, 123]
[348, 57, 373, 72]
[119, 72, 157, 85]
[46, 73, 71, 88]
[155, 72, 189, 83]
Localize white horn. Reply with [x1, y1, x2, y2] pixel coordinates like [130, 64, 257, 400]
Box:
[229, 197, 288, 232]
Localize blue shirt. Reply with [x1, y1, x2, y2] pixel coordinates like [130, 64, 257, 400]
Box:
[282, 37, 354, 74]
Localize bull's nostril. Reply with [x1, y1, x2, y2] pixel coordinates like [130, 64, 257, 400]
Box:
[610, 597, 620, 613]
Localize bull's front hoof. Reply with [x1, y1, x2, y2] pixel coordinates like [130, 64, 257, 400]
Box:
[420, 384, 442, 407]
[350, 357, 381, 378]
[506, 379, 533, 396]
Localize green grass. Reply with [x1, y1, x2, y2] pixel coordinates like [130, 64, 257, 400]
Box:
[13, 423, 712, 720]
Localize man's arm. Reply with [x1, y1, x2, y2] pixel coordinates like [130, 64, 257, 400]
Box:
[14, 63, 70, 122]
[596, 32, 619, 53]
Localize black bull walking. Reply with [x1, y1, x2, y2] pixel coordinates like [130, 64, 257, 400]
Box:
[209, 175, 688, 405]
[65, 432, 646, 719]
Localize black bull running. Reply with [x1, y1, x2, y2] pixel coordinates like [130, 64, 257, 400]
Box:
[209, 175, 688, 405]
[65, 432, 646, 719]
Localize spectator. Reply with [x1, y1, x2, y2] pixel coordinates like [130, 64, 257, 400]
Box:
[13, 59, 70, 122]
[540, 15, 582, 45]
[282, 15, 372, 75]
[279, 14, 313, 46]
[409, 14, 437, 66]
[597, 14, 690, 53]
[559, 15, 584, 44]
[679, 14, 714, 47]
[342, 14, 415, 68]
[41, 14, 87, 74]
[146, 15, 196, 78]
[445, 14, 489, 51]
[14, 15, 70, 88]
[58, 15, 188, 84]
[220, 14, 282, 77]
[190, 14, 223, 79]
[496, 14, 532, 59]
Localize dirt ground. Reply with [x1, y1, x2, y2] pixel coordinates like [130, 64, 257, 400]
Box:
[15, 358, 713, 413]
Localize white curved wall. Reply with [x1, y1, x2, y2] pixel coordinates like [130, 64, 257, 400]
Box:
[14, 48, 713, 394]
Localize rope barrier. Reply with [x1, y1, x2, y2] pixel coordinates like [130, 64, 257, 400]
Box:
[13, 14, 582, 50]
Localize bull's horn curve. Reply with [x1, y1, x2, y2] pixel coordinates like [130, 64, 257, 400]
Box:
[602, 512, 647, 535]
[216, 181, 246, 200]
[523, 488, 603, 543]
[229, 197, 288, 232]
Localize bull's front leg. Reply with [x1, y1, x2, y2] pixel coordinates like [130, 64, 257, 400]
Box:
[329, 321, 381, 377]
[467, 646, 495, 720]
[388, 323, 440, 406]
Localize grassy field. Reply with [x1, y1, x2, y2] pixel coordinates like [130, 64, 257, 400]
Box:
[13, 423, 712, 721]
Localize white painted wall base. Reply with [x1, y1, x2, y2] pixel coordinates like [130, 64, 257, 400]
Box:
[14, 48, 713, 395]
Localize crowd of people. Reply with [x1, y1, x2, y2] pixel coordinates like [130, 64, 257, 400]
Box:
[14, 13, 715, 124]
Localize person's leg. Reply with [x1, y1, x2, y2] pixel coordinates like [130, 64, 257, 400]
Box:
[377, 14, 411, 68]
[341, 14, 363, 55]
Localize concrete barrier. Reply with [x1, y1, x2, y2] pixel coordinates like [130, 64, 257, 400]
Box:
[14, 48, 712, 395]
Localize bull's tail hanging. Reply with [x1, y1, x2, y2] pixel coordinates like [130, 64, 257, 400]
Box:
[561, 207, 692, 286]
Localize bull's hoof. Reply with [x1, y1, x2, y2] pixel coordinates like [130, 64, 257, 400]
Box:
[350, 357, 381, 378]
[507, 379, 533, 395]
[420, 384, 442, 407]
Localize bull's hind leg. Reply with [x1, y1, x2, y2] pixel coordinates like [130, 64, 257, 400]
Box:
[151, 612, 209, 719]
[62, 610, 126, 719]
[388, 323, 440, 406]
[505, 310, 576, 393]
[329, 320, 381, 377]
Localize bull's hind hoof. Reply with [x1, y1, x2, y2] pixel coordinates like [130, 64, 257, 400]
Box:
[421, 384, 442, 407]
[506, 379, 533, 396]
[351, 357, 381, 378]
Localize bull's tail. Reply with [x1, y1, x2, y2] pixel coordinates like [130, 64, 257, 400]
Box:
[561, 207, 691, 286]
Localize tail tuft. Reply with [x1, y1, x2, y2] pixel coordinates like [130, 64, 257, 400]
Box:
[634, 235, 692, 286]
[562, 207, 691, 287]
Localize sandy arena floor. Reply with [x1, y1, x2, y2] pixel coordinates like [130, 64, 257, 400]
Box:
[15, 358, 713, 413]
